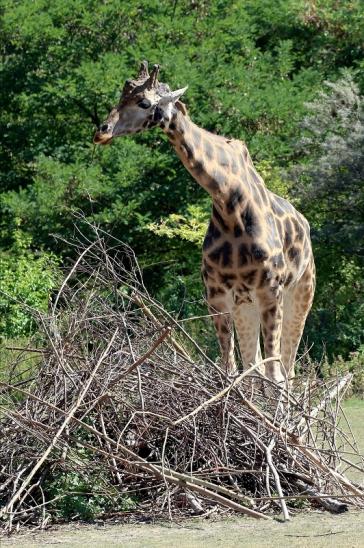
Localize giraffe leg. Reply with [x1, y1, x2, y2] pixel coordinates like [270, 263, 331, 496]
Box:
[257, 290, 285, 385]
[207, 296, 236, 374]
[233, 302, 262, 371]
[233, 302, 262, 396]
[281, 264, 315, 380]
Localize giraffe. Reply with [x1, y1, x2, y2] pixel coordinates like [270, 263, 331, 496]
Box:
[94, 61, 316, 385]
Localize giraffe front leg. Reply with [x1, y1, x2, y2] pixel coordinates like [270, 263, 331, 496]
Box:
[233, 301, 262, 397]
[233, 302, 262, 371]
[257, 289, 285, 386]
[207, 297, 236, 374]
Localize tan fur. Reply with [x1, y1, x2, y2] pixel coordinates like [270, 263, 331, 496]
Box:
[163, 109, 315, 383]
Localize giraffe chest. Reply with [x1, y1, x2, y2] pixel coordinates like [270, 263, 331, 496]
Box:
[202, 252, 279, 302]
[201, 257, 256, 305]
[202, 216, 279, 280]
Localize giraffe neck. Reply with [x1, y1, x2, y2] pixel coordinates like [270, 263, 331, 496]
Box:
[162, 108, 261, 225]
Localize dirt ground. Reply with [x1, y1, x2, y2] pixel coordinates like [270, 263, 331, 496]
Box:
[1, 399, 363, 547]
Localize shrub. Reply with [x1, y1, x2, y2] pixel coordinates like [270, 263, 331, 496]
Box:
[0, 224, 59, 338]
[45, 468, 136, 520]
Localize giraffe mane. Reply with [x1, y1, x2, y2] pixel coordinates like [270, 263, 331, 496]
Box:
[175, 100, 188, 115]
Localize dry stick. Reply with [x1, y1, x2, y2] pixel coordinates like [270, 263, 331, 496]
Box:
[0, 327, 119, 519]
[37, 314, 78, 389]
[253, 493, 362, 501]
[155, 468, 254, 507]
[6, 467, 27, 532]
[4, 495, 65, 518]
[130, 294, 191, 361]
[177, 311, 230, 323]
[99, 412, 123, 486]
[52, 241, 96, 313]
[266, 439, 290, 521]
[339, 456, 364, 475]
[126, 288, 222, 373]
[296, 373, 353, 435]
[108, 327, 171, 386]
[185, 491, 204, 514]
[4, 338, 169, 376]
[339, 404, 364, 458]
[0, 376, 36, 395]
[173, 356, 280, 427]
[295, 480, 348, 513]
[236, 389, 364, 498]
[120, 313, 146, 422]
[5, 346, 46, 354]
[4, 346, 86, 362]
[3, 401, 268, 520]
[0, 381, 261, 517]
[231, 414, 290, 521]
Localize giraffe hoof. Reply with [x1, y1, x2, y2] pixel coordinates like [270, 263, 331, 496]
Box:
[262, 365, 288, 399]
[264, 361, 286, 385]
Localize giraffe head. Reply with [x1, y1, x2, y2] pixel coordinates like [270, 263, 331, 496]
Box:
[93, 61, 187, 145]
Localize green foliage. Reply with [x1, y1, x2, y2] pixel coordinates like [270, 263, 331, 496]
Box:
[0, 224, 59, 338]
[292, 72, 364, 258]
[322, 346, 364, 399]
[308, 258, 364, 360]
[256, 160, 291, 199]
[148, 202, 210, 245]
[289, 73, 364, 359]
[0, 0, 363, 367]
[44, 432, 137, 520]
[46, 469, 136, 520]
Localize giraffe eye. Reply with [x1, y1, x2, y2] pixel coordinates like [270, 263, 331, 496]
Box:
[138, 99, 151, 109]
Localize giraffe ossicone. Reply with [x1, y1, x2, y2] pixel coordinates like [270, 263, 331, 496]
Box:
[94, 61, 316, 386]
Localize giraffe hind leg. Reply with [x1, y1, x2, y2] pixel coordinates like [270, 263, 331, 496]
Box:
[281, 263, 315, 380]
[257, 289, 286, 385]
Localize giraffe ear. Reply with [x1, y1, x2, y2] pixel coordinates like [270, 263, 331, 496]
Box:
[169, 86, 188, 102]
[158, 86, 188, 106]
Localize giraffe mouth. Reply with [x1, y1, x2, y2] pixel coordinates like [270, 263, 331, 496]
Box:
[93, 132, 113, 145]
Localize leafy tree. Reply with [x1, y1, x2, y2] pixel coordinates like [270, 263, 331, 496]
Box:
[290, 73, 364, 358]
[0, 0, 363, 360]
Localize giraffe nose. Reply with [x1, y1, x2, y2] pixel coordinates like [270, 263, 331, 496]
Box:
[94, 120, 114, 145]
[100, 123, 109, 133]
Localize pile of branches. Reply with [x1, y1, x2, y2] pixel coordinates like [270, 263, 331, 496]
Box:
[1, 228, 363, 532]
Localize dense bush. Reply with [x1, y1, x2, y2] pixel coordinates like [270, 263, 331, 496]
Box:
[0, 225, 59, 338]
[289, 74, 364, 359]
